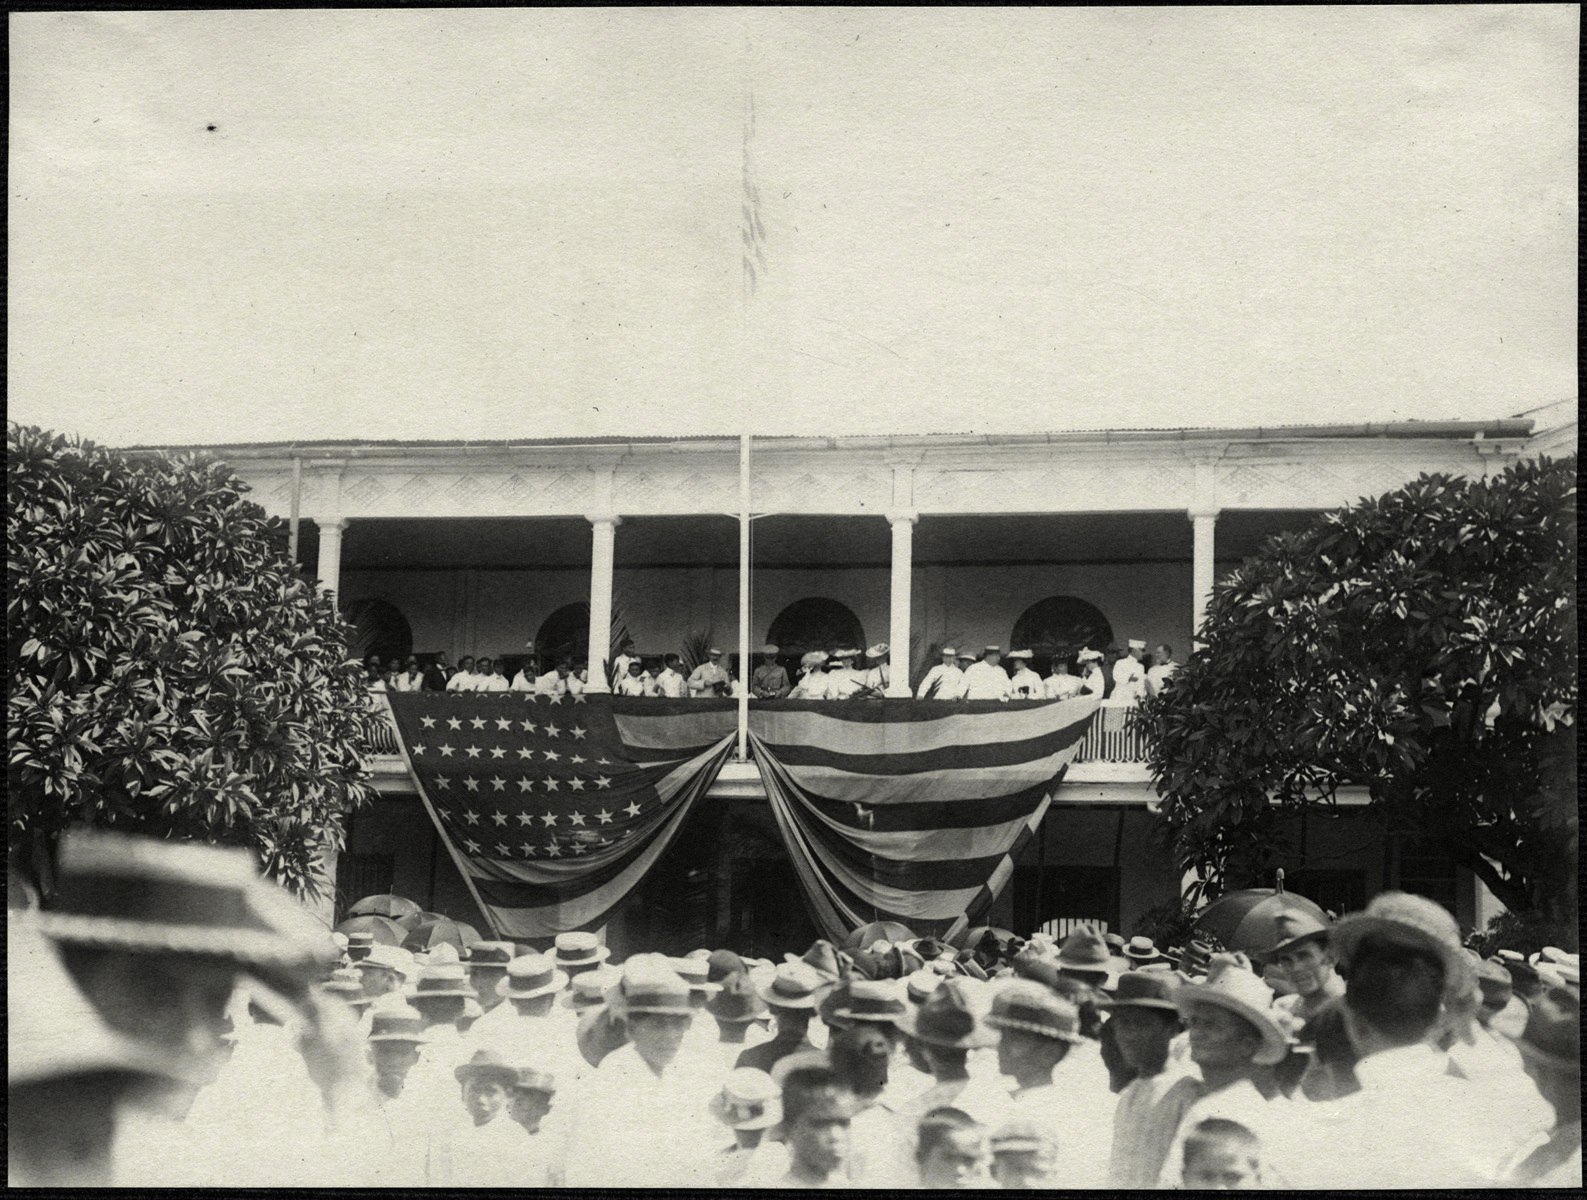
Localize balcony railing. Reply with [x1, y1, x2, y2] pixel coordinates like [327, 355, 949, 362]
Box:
[364, 691, 1150, 765]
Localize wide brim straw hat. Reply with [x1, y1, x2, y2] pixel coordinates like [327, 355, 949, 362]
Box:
[708, 1069, 783, 1130]
[1174, 956, 1292, 1066]
[36, 828, 330, 993]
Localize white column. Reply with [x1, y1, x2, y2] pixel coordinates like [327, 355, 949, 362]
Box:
[316, 518, 347, 602]
[585, 514, 621, 692]
[887, 511, 917, 697]
[1190, 509, 1218, 649]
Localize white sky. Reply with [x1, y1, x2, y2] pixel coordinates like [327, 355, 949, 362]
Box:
[8, 7, 1578, 446]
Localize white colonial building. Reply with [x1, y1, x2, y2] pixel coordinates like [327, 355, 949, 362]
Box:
[151, 408, 1572, 953]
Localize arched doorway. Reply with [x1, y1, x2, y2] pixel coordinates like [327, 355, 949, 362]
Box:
[766, 598, 866, 659]
[1010, 596, 1114, 671]
[343, 598, 413, 666]
[534, 603, 590, 667]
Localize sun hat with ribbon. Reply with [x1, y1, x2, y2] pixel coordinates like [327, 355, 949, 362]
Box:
[896, 977, 996, 1049]
[985, 981, 1085, 1043]
[709, 1068, 782, 1130]
[504, 953, 569, 1000]
[1173, 953, 1293, 1066]
[1124, 936, 1162, 964]
[755, 960, 832, 1011]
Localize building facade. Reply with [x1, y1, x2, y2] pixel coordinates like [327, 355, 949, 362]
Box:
[163, 416, 1561, 952]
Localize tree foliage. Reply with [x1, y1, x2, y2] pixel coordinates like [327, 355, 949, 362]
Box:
[7, 425, 382, 900]
[1144, 455, 1577, 930]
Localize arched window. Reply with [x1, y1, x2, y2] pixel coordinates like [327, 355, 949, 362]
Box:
[534, 603, 590, 667]
[766, 598, 866, 659]
[1010, 597, 1114, 670]
[343, 598, 413, 666]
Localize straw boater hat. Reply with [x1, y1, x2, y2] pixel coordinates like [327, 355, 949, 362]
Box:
[366, 1002, 428, 1044]
[1006, 649, 1033, 661]
[940, 646, 958, 657]
[866, 643, 889, 660]
[1128, 639, 1146, 652]
[1124, 936, 1162, 965]
[1174, 954, 1293, 1066]
[503, 953, 568, 1000]
[991, 1119, 1055, 1156]
[956, 649, 976, 662]
[322, 966, 366, 1000]
[985, 982, 1085, 1043]
[709, 1068, 782, 1131]
[905, 968, 946, 1004]
[896, 977, 996, 1049]
[755, 960, 832, 1011]
[453, 1048, 519, 1087]
[36, 827, 330, 993]
[553, 932, 611, 970]
[356, 943, 414, 978]
[346, 932, 375, 961]
[411, 963, 478, 1002]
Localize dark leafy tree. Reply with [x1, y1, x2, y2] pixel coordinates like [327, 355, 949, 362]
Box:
[7, 425, 382, 900]
[1144, 455, 1577, 931]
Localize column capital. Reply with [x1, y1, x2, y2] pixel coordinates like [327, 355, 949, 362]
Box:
[1187, 507, 1220, 522]
[316, 516, 349, 532]
[584, 512, 623, 528]
[886, 509, 919, 526]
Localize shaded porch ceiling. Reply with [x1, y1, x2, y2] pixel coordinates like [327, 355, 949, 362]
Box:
[330, 510, 1322, 571]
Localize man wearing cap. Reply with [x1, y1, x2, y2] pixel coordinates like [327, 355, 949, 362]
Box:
[687, 647, 732, 697]
[1265, 893, 1503, 1188]
[562, 955, 721, 1187]
[752, 644, 792, 698]
[1154, 953, 1293, 1187]
[962, 646, 1012, 701]
[1103, 970, 1196, 1188]
[1112, 639, 1149, 704]
[916, 645, 965, 700]
[987, 981, 1112, 1187]
[1005, 650, 1044, 700]
[1265, 910, 1344, 1025]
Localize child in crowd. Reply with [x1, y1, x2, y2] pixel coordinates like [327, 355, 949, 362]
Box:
[1180, 1117, 1265, 1189]
[915, 1107, 991, 1189]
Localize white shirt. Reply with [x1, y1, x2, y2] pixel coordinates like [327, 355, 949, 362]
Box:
[654, 667, 687, 698]
[533, 670, 567, 696]
[1007, 665, 1045, 699]
[561, 1043, 720, 1189]
[916, 663, 964, 700]
[616, 672, 653, 696]
[788, 670, 829, 699]
[612, 653, 637, 679]
[510, 670, 536, 691]
[1079, 665, 1106, 697]
[1146, 661, 1178, 696]
[1265, 1042, 1500, 1189]
[687, 662, 731, 695]
[476, 672, 508, 692]
[446, 671, 477, 691]
[1045, 672, 1086, 700]
[961, 660, 1012, 700]
[1156, 1075, 1284, 1188]
[1109, 1059, 1200, 1189]
[393, 670, 424, 692]
[825, 666, 867, 699]
[1111, 656, 1148, 704]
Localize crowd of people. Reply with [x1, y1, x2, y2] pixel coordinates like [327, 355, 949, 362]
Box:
[363, 638, 1181, 704]
[10, 826, 1579, 1188]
